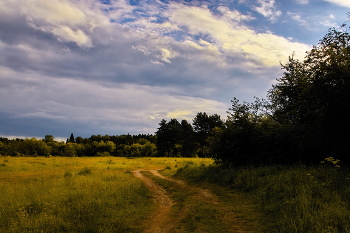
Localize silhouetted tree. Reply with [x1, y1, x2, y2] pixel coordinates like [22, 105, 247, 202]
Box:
[193, 112, 224, 157]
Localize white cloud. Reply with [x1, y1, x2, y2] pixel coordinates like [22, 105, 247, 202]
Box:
[323, 0, 350, 8]
[319, 20, 338, 28]
[167, 5, 309, 66]
[102, 0, 136, 21]
[157, 48, 177, 63]
[253, 0, 282, 21]
[51, 25, 92, 48]
[295, 0, 309, 4]
[288, 12, 307, 25]
[217, 6, 255, 24]
[2, 0, 110, 48]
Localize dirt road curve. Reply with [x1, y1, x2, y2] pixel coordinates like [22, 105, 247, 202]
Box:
[132, 170, 175, 233]
[132, 169, 252, 233]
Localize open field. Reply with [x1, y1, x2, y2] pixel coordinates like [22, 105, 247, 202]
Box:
[0, 157, 259, 233]
[5, 156, 349, 232]
[0, 157, 204, 232]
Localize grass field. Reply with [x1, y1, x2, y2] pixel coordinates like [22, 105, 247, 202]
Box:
[4, 156, 347, 232]
[0, 157, 213, 233]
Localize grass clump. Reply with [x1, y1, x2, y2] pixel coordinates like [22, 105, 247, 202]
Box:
[77, 167, 92, 176]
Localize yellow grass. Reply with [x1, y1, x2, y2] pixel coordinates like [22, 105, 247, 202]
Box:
[0, 156, 213, 233]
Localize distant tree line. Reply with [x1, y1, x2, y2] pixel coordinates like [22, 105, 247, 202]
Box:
[0, 112, 225, 158]
[0, 134, 157, 157]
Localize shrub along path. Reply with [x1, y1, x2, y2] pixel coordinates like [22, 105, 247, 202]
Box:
[133, 169, 254, 233]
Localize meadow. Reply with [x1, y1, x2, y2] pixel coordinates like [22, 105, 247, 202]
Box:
[2, 156, 350, 233]
[0, 156, 212, 233]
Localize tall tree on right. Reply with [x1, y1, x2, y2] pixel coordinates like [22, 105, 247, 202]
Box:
[268, 26, 350, 163]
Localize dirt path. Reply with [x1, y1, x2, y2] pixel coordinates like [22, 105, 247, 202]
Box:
[132, 169, 253, 233]
[148, 170, 218, 204]
[132, 170, 175, 233]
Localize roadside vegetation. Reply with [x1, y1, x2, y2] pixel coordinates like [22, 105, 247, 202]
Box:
[172, 161, 350, 233]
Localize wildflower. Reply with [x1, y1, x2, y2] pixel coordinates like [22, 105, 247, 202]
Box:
[320, 157, 341, 168]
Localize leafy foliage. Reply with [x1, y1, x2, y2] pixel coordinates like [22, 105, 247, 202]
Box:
[211, 26, 350, 165]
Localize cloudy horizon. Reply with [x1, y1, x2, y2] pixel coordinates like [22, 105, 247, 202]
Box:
[0, 0, 349, 140]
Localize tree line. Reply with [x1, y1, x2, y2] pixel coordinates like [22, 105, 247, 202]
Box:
[0, 113, 223, 158]
[0, 134, 157, 157]
[1, 25, 350, 165]
[155, 25, 350, 166]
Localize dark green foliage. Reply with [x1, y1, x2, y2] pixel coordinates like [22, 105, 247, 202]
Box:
[193, 112, 224, 157]
[156, 119, 183, 157]
[1, 133, 156, 157]
[155, 113, 224, 157]
[211, 25, 350, 166]
[67, 133, 75, 143]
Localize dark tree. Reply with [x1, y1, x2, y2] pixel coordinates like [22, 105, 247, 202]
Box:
[179, 120, 197, 157]
[192, 112, 224, 157]
[156, 119, 182, 157]
[67, 133, 75, 143]
[269, 27, 350, 163]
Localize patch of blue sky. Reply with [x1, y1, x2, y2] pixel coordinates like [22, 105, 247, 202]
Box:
[128, 0, 142, 6]
[163, 31, 187, 41]
[118, 18, 137, 24]
[99, 0, 112, 5]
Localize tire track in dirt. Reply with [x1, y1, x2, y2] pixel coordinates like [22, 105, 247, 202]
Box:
[148, 170, 253, 233]
[132, 170, 175, 233]
[148, 170, 219, 204]
[133, 169, 253, 233]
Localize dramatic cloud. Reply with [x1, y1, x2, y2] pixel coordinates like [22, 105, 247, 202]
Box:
[0, 0, 347, 138]
[165, 4, 309, 65]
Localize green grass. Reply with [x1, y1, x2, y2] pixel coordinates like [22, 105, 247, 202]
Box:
[0, 156, 212, 233]
[0, 168, 152, 232]
[8, 157, 345, 232]
[174, 163, 350, 233]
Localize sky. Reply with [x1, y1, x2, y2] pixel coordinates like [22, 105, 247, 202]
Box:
[0, 0, 349, 141]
